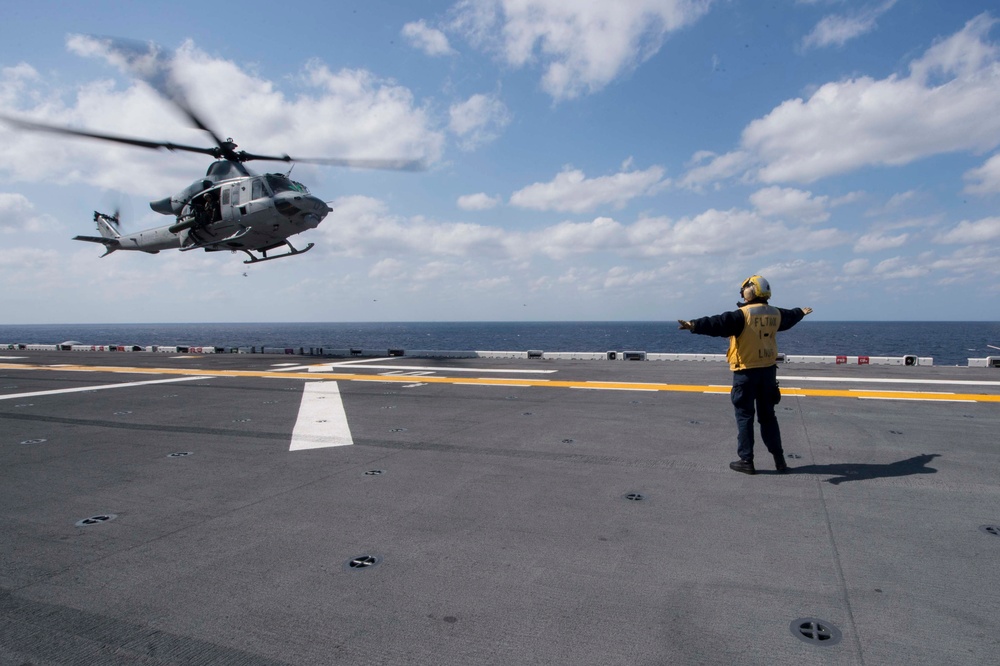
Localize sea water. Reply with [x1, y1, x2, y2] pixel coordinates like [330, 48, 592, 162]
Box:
[2, 321, 999, 366]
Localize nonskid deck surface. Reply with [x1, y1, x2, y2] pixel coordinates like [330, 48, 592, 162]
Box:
[2, 352, 998, 665]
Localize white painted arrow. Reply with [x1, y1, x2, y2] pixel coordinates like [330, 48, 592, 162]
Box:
[289, 381, 354, 451]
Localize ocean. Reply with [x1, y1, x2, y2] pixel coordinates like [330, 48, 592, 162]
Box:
[2, 321, 999, 366]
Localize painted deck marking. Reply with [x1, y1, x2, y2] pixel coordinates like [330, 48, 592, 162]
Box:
[2, 362, 999, 403]
[289, 381, 354, 451]
[0, 375, 210, 401]
[309, 363, 557, 374]
[782, 375, 1000, 388]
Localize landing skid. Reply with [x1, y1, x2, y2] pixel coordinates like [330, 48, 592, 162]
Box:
[240, 241, 315, 264]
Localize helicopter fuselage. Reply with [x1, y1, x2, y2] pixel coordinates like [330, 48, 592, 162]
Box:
[78, 162, 331, 263]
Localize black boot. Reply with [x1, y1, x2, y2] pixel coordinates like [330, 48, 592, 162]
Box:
[729, 459, 755, 475]
[774, 454, 789, 473]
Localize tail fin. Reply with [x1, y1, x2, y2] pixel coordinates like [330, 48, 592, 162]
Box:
[73, 211, 122, 257]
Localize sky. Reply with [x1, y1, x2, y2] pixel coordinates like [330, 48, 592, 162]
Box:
[1, 0, 999, 324]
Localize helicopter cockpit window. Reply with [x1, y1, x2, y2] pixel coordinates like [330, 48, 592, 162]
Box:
[265, 174, 310, 195]
[252, 178, 264, 200]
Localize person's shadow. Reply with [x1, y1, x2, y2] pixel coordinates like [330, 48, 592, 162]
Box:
[786, 453, 940, 484]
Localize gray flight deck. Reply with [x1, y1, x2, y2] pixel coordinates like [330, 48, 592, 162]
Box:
[1, 350, 998, 665]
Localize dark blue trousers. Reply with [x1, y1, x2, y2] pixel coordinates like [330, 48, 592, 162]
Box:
[730, 365, 782, 464]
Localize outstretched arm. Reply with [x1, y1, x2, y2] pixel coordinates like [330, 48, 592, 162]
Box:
[777, 306, 813, 331]
[678, 310, 745, 337]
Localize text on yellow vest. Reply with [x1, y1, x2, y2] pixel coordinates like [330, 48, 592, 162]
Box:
[727, 304, 781, 371]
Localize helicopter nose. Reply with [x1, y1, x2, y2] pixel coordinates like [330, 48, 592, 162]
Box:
[273, 192, 331, 219]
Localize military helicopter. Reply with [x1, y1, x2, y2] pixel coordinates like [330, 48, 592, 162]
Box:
[1, 38, 424, 264]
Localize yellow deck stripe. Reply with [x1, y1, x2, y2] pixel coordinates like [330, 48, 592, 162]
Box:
[2, 362, 999, 403]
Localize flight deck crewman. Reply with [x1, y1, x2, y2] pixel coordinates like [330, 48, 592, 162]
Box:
[677, 275, 812, 475]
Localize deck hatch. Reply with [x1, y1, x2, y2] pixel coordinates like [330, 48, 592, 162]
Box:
[345, 555, 381, 570]
[790, 618, 842, 646]
[76, 514, 117, 527]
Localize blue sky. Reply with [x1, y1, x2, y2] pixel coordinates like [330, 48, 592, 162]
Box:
[1, 0, 998, 323]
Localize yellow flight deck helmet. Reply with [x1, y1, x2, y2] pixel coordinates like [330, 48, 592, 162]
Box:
[740, 274, 771, 300]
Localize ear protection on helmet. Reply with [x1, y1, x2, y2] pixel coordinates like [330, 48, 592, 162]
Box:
[740, 275, 771, 300]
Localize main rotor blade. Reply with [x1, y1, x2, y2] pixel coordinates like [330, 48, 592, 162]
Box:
[8, 36, 431, 172]
[87, 36, 232, 157]
[0, 114, 219, 157]
[237, 151, 428, 172]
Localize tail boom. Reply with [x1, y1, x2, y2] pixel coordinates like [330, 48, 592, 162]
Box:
[73, 234, 121, 257]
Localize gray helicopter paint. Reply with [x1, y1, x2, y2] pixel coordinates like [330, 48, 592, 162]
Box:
[74, 169, 330, 260]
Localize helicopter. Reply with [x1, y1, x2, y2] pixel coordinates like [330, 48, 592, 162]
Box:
[1, 38, 424, 264]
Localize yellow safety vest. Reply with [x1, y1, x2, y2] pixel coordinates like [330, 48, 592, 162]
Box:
[727, 304, 781, 371]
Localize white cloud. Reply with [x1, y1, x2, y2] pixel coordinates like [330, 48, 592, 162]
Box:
[320, 193, 849, 268]
[853, 231, 909, 253]
[449, 0, 714, 100]
[369, 257, 406, 279]
[930, 246, 1000, 281]
[802, 0, 898, 50]
[963, 153, 1000, 194]
[678, 150, 750, 190]
[0, 192, 57, 233]
[475, 275, 511, 290]
[830, 191, 865, 207]
[750, 186, 830, 223]
[320, 195, 509, 259]
[636, 208, 846, 258]
[601, 265, 665, 290]
[527, 216, 626, 260]
[412, 260, 463, 283]
[872, 255, 931, 280]
[843, 258, 870, 275]
[457, 192, 501, 210]
[533, 208, 848, 260]
[402, 20, 456, 56]
[934, 216, 1000, 244]
[909, 13, 999, 84]
[510, 164, 667, 213]
[865, 189, 919, 216]
[688, 13, 1000, 187]
[0, 246, 64, 288]
[0, 37, 445, 197]
[1, 63, 40, 108]
[449, 92, 512, 150]
[756, 258, 832, 286]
